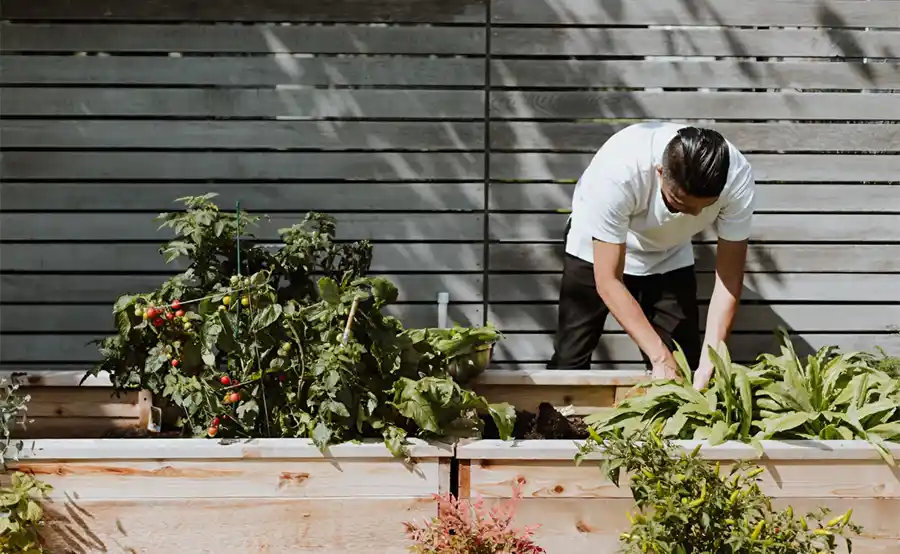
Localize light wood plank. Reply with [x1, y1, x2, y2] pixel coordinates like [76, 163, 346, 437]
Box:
[473, 369, 646, 387]
[36, 497, 436, 554]
[490, 153, 900, 182]
[10, 416, 141, 439]
[0, 183, 485, 212]
[0, 23, 486, 54]
[490, 93, 900, 123]
[490, 243, 900, 272]
[490, 183, 900, 212]
[0, 303, 484, 333]
[1, 152, 483, 180]
[471, 383, 615, 416]
[491, 0, 900, 27]
[0, 55, 485, 86]
[490, 60, 900, 90]
[0, 212, 484, 241]
[0, 243, 484, 273]
[1, 120, 485, 149]
[5, 459, 443, 499]
[489, 213, 900, 242]
[0, 273, 484, 303]
[0, 0, 486, 23]
[489, 498, 899, 554]
[488, 273, 900, 303]
[1, 88, 486, 118]
[18, 388, 141, 418]
[487, 304, 900, 333]
[492, 27, 900, 58]
[490, 333, 900, 363]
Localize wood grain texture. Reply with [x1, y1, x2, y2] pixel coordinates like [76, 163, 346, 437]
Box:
[488, 498, 899, 554]
[489, 243, 900, 273]
[488, 274, 900, 303]
[1, 152, 483, 181]
[0, 0, 486, 23]
[1, 120, 485, 149]
[0, 56, 485, 86]
[487, 304, 900, 333]
[491, 0, 900, 27]
[490, 153, 900, 183]
[0, 183, 485, 212]
[489, 183, 900, 212]
[490, 93, 900, 124]
[5, 458, 444, 498]
[1, 88, 486, 117]
[489, 213, 900, 242]
[471, 383, 616, 416]
[34, 497, 434, 554]
[491, 333, 900, 363]
[8, 388, 144, 439]
[0, 212, 484, 241]
[490, 60, 900, 90]
[0, 23, 486, 54]
[0, 304, 484, 333]
[0, 273, 484, 304]
[491, 27, 900, 58]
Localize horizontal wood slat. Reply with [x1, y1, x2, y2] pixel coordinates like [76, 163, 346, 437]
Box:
[489, 93, 900, 124]
[489, 243, 900, 273]
[490, 183, 900, 212]
[488, 274, 900, 303]
[491, 333, 900, 363]
[0, 274, 484, 304]
[0, 23, 486, 54]
[487, 304, 900, 333]
[490, 60, 900, 90]
[0, 56, 485, 87]
[0, 0, 487, 23]
[0, 304, 483, 333]
[0, 243, 484, 273]
[1, 121, 485, 150]
[491, 27, 900, 58]
[490, 153, 900, 182]
[491, 0, 900, 27]
[489, 213, 900, 242]
[8, 331, 895, 365]
[0, 88, 486, 118]
[0, 213, 484, 242]
[0, 183, 485, 212]
[1, 152, 483, 181]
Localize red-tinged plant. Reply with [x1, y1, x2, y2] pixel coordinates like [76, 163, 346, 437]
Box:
[403, 484, 546, 554]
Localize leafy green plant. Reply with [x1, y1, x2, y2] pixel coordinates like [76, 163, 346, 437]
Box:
[403, 483, 546, 554]
[86, 194, 514, 456]
[577, 427, 861, 554]
[0, 472, 53, 554]
[587, 331, 900, 461]
[0, 378, 29, 468]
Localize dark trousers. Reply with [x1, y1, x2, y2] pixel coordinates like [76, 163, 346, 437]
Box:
[548, 253, 702, 370]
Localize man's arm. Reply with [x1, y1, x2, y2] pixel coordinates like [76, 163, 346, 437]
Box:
[593, 240, 679, 378]
[693, 238, 748, 388]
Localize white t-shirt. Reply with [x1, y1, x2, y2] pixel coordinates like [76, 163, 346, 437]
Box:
[566, 122, 756, 276]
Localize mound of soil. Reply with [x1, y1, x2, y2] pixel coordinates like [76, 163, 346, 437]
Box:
[482, 402, 589, 440]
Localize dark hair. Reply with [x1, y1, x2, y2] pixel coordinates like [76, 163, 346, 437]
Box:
[662, 127, 730, 198]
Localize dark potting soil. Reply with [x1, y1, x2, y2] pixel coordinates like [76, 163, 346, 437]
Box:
[482, 402, 589, 440]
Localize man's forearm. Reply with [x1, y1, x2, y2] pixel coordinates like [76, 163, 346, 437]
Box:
[596, 279, 670, 363]
[701, 279, 741, 361]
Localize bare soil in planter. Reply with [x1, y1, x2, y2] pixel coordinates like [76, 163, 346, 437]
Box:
[482, 402, 589, 440]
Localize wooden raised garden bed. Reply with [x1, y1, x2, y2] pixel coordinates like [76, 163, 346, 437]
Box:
[457, 440, 900, 553]
[8, 438, 451, 553]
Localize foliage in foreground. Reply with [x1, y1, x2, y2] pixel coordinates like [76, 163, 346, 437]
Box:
[577, 427, 860, 554]
[587, 330, 900, 463]
[0, 472, 53, 554]
[87, 194, 513, 455]
[0, 379, 29, 467]
[403, 484, 545, 554]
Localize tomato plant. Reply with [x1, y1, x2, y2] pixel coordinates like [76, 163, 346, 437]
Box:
[86, 194, 512, 455]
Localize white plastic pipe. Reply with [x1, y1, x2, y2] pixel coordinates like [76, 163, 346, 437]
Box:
[437, 292, 450, 328]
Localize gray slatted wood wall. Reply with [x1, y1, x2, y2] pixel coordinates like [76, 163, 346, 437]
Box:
[0, 0, 898, 372]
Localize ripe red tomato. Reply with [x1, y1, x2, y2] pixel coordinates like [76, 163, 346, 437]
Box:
[152, 318, 164, 328]
[208, 426, 218, 437]
[146, 307, 158, 318]
[220, 375, 231, 386]
[171, 359, 180, 368]
[211, 416, 220, 427]
[175, 309, 185, 318]
[171, 299, 182, 310]
[166, 312, 175, 321]
[229, 392, 241, 404]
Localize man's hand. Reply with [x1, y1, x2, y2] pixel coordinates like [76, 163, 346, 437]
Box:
[651, 351, 680, 381]
[692, 357, 714, 390]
